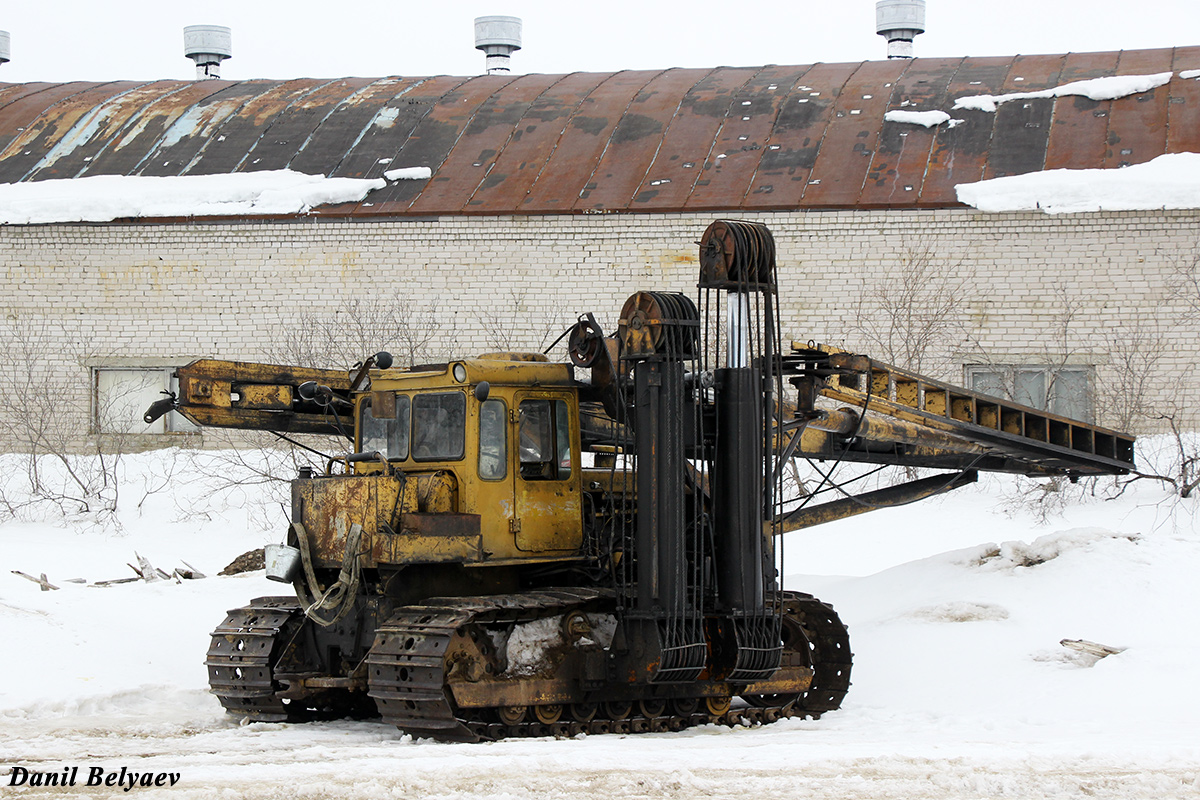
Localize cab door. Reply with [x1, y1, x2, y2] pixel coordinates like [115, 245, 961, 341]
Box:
[512, 391, 582, 552]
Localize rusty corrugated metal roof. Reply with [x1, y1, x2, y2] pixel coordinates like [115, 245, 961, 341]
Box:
[0, 46, 1196, 218]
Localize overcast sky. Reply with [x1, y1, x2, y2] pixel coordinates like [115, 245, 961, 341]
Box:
[1, 0, 1198, 83]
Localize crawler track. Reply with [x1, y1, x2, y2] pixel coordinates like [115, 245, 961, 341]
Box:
[780, 591, 853, 716]
[206, 596, 375, 722]
[366, 588, 611, 741]
[366, 588, 851, 741]
[208, 591, 850, 737]
[206, 596, 305, 721]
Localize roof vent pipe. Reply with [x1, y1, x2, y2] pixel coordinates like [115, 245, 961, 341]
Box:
[474, 16, 522, 75]
[0, 31, 10, 66]
[183, 25, 232, 79]
[876, 0, 925, 59]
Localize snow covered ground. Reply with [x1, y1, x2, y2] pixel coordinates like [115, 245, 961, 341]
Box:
[1, 443, 1197, 798]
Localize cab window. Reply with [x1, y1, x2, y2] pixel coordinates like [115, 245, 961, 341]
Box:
[361, 394, 410, 460]
[554, 400, 571, 479]
[478, 399, 507, 480]
[412, 392, 466, 461]
[518, 398, 572, 481]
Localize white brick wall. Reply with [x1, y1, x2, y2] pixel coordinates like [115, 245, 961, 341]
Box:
[0, 207, 1197, 444]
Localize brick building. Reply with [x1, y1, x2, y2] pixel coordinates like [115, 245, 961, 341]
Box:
[1, 47, 1197, 445]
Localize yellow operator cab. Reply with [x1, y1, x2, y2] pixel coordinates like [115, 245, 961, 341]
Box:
[353, 355, 583, 563]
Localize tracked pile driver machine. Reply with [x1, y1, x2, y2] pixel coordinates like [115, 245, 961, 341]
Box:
[147, 221, 1135, 740]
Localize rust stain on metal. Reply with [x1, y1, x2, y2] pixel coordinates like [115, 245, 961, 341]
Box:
[465, 71, 611, 210]
[520, 69, 663, 212]
[295, 475, 378, 568]
[98, 81, 234, 175]
[862, 56, 961, 207]
[315, 77, 438, 179]
[687, 64, 813, 210]
[293, 472, 481, 568]
[0, 82, 140, 181]
[241, 77, 379, 173]
[313, 75, 471, 216]
[803, 59, 908, 207]
[352, 75, 506, 216]
[412, 72, 564, 213]
[919, 55, 1010, 203]
[1102, 48, 1173, 169]
[741, 61, 859, 209]
[1043, 51, 1119, 171]
[139, 82, 274, 177]
[374, 514, 483, 565]
[982, 53, 1065, 181]
[0, 82, 42, 108]
[0, 84, 92, 176]
[184, 79, 330, 175]
[28, 81, 198, 180]
[394, 74, 524, 213]
[291, 77, 425, 178]
[629, 67, 759, 209]
[1168, 46, 1200, 155]
[578, 68, 712, 211]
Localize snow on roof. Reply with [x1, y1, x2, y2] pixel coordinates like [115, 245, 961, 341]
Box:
[0, 170, 388, 225]
[383, 166, 433, 182]
[955, 152, 1200, 214]
[953, 71, 1175, 113]
[883, 109, 964, 128]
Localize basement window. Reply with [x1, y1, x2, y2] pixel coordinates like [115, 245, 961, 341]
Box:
[964, 365, 1093, 423]
[93, 367, 198, 434]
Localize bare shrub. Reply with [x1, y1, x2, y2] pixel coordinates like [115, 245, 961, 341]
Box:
[995, 474, 1093, 525]
[0, 311, 150, 522]
[844, 240, 975, 379]
[837, 240, 974, 480]
[265, 293, 451, 370]
[1168, 249, 1200, 322]
[1154, 412, 1200, 499]
[1096, 315, 1168, 434]
[474, 288, 569, 355]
